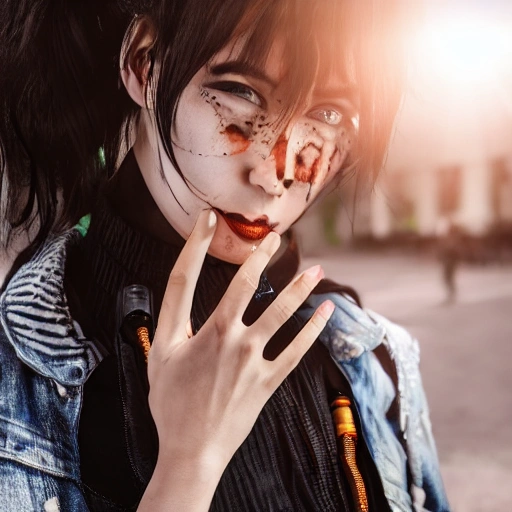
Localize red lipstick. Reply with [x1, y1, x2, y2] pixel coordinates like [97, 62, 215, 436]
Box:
[217, 210, 276, 241]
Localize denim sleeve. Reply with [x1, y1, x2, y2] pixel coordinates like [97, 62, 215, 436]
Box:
[0, 459, 89, 512]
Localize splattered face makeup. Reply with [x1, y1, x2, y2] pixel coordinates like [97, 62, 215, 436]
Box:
[135, 39, 358, 264]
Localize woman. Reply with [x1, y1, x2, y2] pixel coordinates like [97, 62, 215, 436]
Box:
[0, 0, 449, 510]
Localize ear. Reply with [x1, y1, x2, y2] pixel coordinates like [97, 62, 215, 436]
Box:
[120, 17, 155, 108]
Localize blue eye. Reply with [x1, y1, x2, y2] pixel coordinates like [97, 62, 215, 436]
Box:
[210, 81, 263, 107]
[308, 107, 343, 126]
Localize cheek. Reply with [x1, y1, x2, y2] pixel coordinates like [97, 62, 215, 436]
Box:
[293, 124, 352, 186]
[198, 87, 267, 157]
[173, 96, 219, 156]
[221, 124, 250, 155]
[174, 87, 251, 158]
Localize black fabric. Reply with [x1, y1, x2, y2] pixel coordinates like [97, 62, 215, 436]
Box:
[66, 151, 389, 511]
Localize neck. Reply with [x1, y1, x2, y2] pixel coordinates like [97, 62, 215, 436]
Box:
[69, 149, 300, 350]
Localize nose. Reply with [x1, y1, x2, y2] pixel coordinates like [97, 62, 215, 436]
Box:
[248, 158, 285, 196]
[248, 132, 294, 196]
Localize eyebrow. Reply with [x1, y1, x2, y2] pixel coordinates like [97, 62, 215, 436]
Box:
[209, 61, 279, 89]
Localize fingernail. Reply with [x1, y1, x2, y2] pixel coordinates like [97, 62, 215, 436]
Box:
[318, 300, 335, 319]
[208, 210, 217, 228]
[304, 265, 324, 280]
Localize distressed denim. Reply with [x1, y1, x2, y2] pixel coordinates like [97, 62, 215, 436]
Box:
[0, 229, 450, 511]
[299, 295, 450, 511]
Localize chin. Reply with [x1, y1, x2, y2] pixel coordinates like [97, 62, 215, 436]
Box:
[207, 217, 260, 265]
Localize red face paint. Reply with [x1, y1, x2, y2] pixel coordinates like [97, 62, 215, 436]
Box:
[271, 133, 288, 180]
[222, 124, 250, 155]
[294, 142, 322, 184]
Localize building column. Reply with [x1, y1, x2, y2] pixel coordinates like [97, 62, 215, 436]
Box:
[370, 186, 392, 239]
[458, 160, 493, 234]
[415, 167, 438, 236]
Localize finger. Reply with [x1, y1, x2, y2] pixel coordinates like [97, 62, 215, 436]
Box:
[264, 299, 335, 388]
[252, 264, 325, 342]
[156, 209, 217, 339]
[214, 231, 281, 319]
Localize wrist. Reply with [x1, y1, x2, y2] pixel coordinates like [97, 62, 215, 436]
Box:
[139, 450, 226, 512]
[155, 448, 227, 484]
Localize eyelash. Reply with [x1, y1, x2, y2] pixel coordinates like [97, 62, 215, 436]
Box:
[208, 81, 263, 107]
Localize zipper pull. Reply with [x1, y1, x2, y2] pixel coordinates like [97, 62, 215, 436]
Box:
[331, 396, 369, 512]
[121, 284, 153, 363]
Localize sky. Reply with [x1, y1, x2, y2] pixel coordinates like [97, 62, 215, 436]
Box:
[386, 0, 512, 170]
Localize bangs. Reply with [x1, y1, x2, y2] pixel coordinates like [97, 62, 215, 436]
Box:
[231, 0, 361, 121]
[216, 0, 408, 181]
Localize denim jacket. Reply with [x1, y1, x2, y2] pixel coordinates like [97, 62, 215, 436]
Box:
[0, 228, 450, 511]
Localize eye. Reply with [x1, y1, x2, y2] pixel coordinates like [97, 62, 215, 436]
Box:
[208, 81, 263, 107]
[308, 107, 344, 126]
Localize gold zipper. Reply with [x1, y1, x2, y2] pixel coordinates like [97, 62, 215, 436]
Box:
[136, 326, 151, 363]
[331, 396, 369, 512]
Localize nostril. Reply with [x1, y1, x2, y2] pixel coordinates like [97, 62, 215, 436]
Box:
[283, 179, 293, 189]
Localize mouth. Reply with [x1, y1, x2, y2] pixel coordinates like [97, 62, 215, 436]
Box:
[215, 209, 277, 241]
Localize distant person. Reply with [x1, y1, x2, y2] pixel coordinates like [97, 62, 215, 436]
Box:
[438, 222, 464, 303]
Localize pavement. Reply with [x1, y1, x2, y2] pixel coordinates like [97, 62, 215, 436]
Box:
[301, 250, 512, 512]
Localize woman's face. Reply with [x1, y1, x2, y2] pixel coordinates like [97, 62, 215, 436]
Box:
[136, 39, 358, 264]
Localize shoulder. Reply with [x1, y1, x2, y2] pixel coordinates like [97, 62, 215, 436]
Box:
[0, 227, 101, 386]
[300, 288, 418, 364]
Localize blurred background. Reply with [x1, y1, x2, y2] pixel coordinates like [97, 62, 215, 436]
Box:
[297, 1, 512, 510]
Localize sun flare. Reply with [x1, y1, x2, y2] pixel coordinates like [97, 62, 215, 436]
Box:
[416, 9, 512, 88]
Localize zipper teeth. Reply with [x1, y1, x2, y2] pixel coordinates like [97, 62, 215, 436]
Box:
[136, 326, 151, 362]
[331, 396, 369, 512]
[341, 435, 369, 512]
[117, 328, 145, 484]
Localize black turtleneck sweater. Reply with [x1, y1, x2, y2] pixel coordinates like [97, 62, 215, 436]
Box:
[64, 151, 388, 512]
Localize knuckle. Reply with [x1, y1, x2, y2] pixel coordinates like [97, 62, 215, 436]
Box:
[211, 315, 229, 341]
[309, 313, 326, 331]
[239, 269, 259, 292]
[262, 367, 284, 393]
[273, 300, 293, 323]
[238, 339, 256, 361]
[295, 273, 314, 295]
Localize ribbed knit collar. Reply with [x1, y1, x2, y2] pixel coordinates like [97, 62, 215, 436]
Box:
[69, 195, 241, 346]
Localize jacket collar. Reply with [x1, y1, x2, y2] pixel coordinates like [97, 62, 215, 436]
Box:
[300, 292, 386, 361]
[0, 228, 103, 386]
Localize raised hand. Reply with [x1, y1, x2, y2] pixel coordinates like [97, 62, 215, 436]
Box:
[139, 209, 334, 511]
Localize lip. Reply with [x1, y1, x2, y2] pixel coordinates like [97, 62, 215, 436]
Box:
[216, 209, 277, 241]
